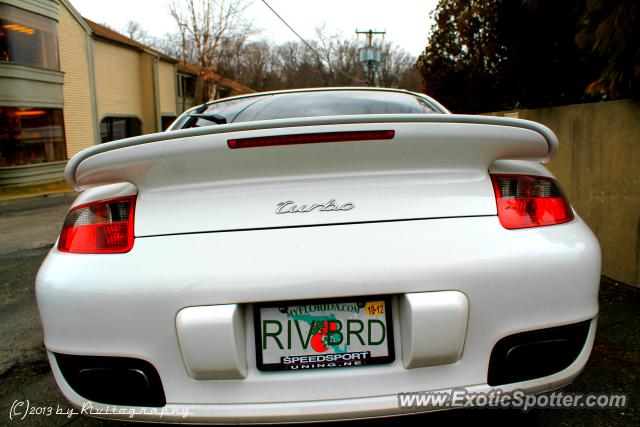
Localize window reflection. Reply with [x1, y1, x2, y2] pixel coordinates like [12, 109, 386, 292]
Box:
[100, 117, 142, 143]
[0, 107, 67, 166]
[0, 4, 59, 70]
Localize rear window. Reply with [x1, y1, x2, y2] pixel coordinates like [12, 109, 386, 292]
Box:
[182, 90, 442, 128]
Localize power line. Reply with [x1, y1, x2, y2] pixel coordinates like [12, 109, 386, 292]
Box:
[210, 0, 273, 47]
[260, 0, 367, 84]
[260, 0, 316, 54]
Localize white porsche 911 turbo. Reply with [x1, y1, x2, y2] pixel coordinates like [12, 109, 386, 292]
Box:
[36, 87, 600, 423]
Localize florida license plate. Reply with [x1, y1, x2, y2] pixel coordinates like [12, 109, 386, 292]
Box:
[255, 298, 394, 371]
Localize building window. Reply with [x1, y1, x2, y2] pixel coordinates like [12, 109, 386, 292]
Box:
[177, 74, 196, 98]
[0, 4, 59, 70]
[161, 116, 176, 131]
[0, 107, 67, 166]
[99, 117, 141, 143]
[216, 86, 230, 99]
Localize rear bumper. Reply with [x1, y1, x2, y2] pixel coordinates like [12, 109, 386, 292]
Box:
[49, 319, 596, 424]
[36, 216, 600, 423]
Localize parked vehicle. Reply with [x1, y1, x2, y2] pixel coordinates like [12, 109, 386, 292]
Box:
[37, 88, 600, 423]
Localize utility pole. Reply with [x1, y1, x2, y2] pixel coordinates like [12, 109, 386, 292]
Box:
[356, 29, 386, 86]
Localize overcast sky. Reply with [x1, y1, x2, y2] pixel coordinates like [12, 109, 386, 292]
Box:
[70, 0, 438, 57]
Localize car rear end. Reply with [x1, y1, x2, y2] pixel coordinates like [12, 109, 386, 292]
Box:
[36, 89, 600, 423]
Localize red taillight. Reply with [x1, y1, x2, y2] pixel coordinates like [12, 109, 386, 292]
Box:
[58, 196, 135, 253]
[227, 130, 395, 149]
[491, 174, 573, 229]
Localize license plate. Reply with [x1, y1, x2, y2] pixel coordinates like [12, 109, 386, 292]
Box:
[254, 297, 394, 371]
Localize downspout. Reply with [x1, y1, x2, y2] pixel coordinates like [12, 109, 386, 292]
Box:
[175, 64, 183, 114]
[86, 34, 100, 144]
[152, 56, 161, 132]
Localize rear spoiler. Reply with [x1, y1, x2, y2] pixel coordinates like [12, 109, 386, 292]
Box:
[65, 114, 558, 190]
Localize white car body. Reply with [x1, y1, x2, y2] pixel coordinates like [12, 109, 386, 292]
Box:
[36, 88, 600, 423]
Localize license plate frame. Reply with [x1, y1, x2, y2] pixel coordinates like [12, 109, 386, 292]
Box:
[253, 296, 395, 372]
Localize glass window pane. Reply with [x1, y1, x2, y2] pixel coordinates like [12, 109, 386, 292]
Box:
[161, 116, 176, 131]
[0, 107, 67, 166]
[100, 120, 110, 143]
[185, 90, 442, 128]
[185, 76, 195, 97]
[0, 4, 59, 70]
[99, 117, 142, 143]
[233, 91, 440, 123]
[112, 118, 127, 141]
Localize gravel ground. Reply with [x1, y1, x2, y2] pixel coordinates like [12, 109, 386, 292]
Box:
[0, 195, 637, 426]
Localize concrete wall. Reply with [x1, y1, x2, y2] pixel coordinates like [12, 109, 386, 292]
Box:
[58, 4, 95, 158]
[490, 99, 640, 286]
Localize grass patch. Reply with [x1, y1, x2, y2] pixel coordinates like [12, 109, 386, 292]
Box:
[0, 180, 74, 200]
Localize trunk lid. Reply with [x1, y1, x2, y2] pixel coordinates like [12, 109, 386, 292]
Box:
[68, 115, 556, 236]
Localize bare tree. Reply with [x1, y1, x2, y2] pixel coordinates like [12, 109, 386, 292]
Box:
[230, 41, 279, 91]
[152, 32, 186, 61]
[148, 12, 420, 93]
[314, 29, 363, 86]
[378, 42, 421, 90]
[168, 0, 253, 100]
[124, 21, 150, 44]
[227, 29, 419, 91]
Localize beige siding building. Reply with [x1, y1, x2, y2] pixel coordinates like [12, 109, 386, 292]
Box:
[93, 41, 144, 120]
[158, 60, 177, 118]
[57, 3, 95, 158]
[0, 0, 252, 186]
[82, 17, 179, 142]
